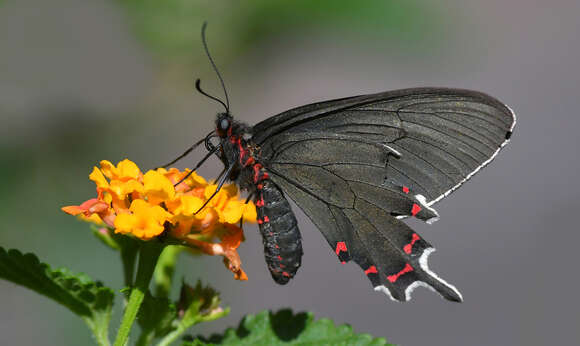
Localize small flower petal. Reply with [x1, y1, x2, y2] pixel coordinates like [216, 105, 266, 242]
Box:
[114, 199, 172, 240]
[116, 159, 141, 180]
[89, 167, 109, 190]
[243, 201, 257, 223]
[98, 160, 116, 179]
[143, 170, 175, 205]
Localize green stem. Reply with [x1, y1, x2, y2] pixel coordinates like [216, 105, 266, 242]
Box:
[154, 245, 182, 298]
[156, 308, 230, 346]
[120, 238, 140, 288]
[135, 329, 155, 346]
[114, 242, 162, 346]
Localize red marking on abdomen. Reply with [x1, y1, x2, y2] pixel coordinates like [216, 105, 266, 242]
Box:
[364, 266, 378, 275]
[403, 233, 421, 254]
[282, 271, 290, 277]
[402, 186, 409, 194]
[256, 197, 264, 207]
[411, 203, 422, 216]
[335, 241, 347, 255]
[387, 263, 414, 283]
[253, 164, 264, 183]
[257, 219, 263, 225]
[277, 255, 282, 261]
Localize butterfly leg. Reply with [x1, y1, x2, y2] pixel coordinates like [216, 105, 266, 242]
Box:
[195, 163, 234, 214]
[157, 130, 215, 169]
[239, 193, 254, 229]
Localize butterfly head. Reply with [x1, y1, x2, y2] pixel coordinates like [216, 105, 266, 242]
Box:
[215, 112, 233, 137]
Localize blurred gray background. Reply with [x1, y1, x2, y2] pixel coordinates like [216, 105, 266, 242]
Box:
[1, 0, 579, 345]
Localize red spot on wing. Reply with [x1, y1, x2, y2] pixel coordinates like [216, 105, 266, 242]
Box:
[277, 255, 282, 261]
[402, 186, 410, 194]
[263, 215, 270, 223]
[364, 266, 378, 275]
[282, 271, 290, 277]
[403, 233, 421, 254]
[257, 184, 263, 190]
[387, 263, 414, 283]
[335, 241, 347, 255]
[411, 203, 422, 216]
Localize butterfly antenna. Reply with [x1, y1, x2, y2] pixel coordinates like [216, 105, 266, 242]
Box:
[200, 21, 230, 113]
[195, 79, 228, 112]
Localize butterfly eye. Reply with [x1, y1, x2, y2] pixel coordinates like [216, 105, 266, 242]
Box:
[219, 118, 230, 131]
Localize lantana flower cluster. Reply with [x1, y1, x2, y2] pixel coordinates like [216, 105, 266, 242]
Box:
[62, 159, 256, 280]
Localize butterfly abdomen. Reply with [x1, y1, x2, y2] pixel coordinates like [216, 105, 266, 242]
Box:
[255, 177, 303, 284]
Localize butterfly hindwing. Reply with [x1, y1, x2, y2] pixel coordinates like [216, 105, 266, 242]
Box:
[268, 162, 461, 302]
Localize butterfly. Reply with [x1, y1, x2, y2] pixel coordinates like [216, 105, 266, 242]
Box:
[168, 23, 516, 302]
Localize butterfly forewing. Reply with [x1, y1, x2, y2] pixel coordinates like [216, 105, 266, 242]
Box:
[255, 88, 515, 204]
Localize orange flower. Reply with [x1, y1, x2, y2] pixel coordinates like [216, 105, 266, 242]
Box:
[62, 159, 256, 280]
[184, 224, 248, 281]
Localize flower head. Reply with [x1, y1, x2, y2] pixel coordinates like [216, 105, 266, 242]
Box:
[62, 159, 257, 280]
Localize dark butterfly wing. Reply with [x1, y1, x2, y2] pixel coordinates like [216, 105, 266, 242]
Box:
[252, 88, 515, 302]
[253, 88, 515, 205]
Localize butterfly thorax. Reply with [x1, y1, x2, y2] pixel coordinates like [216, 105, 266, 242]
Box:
[216, 116, 265, 192]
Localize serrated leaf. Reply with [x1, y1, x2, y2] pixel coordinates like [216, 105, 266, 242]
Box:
[0, 247, 115, 346]
[187, 309, 391, 346]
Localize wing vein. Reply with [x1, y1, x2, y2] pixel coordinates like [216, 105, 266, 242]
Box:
[398, 117, 492, 156]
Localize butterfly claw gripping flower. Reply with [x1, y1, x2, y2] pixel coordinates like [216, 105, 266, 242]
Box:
[62, 159, 257, 280]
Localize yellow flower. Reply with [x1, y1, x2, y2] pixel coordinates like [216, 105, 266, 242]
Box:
[99, 159, 141, 181]
[143, 170, 175, 205]
[62, 158, 257, 281]
[115, 200, 172, 240]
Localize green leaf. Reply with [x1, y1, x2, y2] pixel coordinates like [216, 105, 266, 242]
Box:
[187, 309, 391, 346]
[136, 292, 176, 346]
[91, 225, 121, 250]
[0, 247, 115, 346]
[157, 281, 229, 346]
